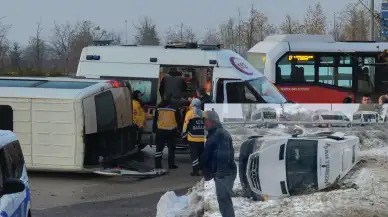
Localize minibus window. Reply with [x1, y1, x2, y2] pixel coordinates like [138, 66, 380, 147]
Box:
[321, 115, 343, 120]
[285, 139, 318, 195]
[35, 81, 98, 89]
[95, 91, 117, 132]
[0, 105, 13, 131]
[0, 79, 43, 87]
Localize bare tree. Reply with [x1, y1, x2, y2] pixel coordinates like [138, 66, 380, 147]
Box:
[133, 17, 160, 45]
[219, 17, 239, 51]
[165, 23, 196, 43]
[280, 14, 305, 34]
[0, 18, 10, 72]
[303, 2, 327, 34]
[202, 28, 220, 44]
[49, 21, 78, 74]
[342, 4, 369, 41]
[9, 42, 22, 73]
[241, 5, 269, 49]
[24, 19, 48, 74]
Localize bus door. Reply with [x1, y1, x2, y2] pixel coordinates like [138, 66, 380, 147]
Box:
[354, 54, 380, 101]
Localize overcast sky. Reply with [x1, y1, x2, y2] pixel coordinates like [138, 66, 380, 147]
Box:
[0, 0, 382, 46]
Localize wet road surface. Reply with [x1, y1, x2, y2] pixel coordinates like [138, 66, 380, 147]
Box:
[30, 147, 200, 216]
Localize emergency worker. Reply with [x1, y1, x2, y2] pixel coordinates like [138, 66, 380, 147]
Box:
[132, 90, 152, 148]
[182, 98, 206, 176]
[153, 94, 180, 170]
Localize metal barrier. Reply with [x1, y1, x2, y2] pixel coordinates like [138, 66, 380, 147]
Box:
[222, 120, 387, 125]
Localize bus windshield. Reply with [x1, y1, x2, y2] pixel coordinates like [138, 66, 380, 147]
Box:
[285, 139, 318, 195]
[248, 77, 287, 104]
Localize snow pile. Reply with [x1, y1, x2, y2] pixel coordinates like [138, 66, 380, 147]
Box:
[156, 179, 204, 217]
[203, 124, 388, 217]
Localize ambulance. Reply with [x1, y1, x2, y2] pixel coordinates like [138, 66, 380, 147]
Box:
[76, 42, 289, 147]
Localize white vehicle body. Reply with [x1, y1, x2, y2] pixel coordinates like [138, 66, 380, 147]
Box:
[246, 133, 360, 199]
[76, 43, 287, 105]
[312, 111, 350, 127]
[352, 110, 380, 125]
[0, 77, 134, 172]
[0, 130, 31, 217]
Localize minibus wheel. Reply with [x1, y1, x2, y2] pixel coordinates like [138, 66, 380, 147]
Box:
[239, 138, 262, 201]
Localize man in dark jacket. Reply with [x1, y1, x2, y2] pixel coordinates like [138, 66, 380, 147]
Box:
[196, 87, 213, 110]
[159, 69, 187, 100]
[203, 110, 236, 217]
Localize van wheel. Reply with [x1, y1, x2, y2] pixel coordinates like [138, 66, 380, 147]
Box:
[238, 139, 262, 201]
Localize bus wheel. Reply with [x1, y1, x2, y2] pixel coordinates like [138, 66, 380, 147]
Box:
[239, 139, 263, 201]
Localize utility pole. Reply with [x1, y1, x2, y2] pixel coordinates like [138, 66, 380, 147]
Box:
[370, 0, 375, 41]
[125, 20, 128, 44]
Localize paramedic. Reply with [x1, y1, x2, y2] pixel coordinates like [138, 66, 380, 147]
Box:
[153, 94, 180, 170]
[182, 98, 205, 176]
[132, 90, 152, 148]
[203, 110, 237, 217]
[159, 69, 187, 100]
[197, 87, 213, 110]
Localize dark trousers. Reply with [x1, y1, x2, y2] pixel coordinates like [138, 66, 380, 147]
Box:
[215, 170, 237, 217]
[189, 141, 204, 172]
[134, 125, 143, 147]
[154, 129, 176, 169]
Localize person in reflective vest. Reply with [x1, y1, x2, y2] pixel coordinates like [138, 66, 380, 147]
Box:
[132, 90, 152, 148]
[182, 98, 206, 176]
[153, 94, 180, 170]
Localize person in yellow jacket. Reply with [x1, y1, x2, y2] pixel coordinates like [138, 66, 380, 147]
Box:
[182, 98, 206, 176]
[132, 90, 152, 149]
[153, 93, 181, 170]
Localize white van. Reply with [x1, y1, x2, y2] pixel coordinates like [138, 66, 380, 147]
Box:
[251, 107, 278, 128]
[352, 111, 380, 125]
[245, 132, 360, 200]
[312, 111, 351, 127]
[0, 130, 31, 217]
[0, 77, 137, 172]
[76, 42, 288, 106]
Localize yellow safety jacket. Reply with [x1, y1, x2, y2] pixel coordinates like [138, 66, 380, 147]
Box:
[153, 105, 178, 131]
[182, 109, 205, 142]
[132, 100, 152, 128]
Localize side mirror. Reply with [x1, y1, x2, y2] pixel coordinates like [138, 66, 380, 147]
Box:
[3, 178, 25, 195]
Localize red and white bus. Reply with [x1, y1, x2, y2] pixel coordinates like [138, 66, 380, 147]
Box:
[248, 34, 388, 103]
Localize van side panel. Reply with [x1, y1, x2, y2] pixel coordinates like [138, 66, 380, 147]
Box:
[78, 62, 160, 79]
[31, 99, 76, 168]
[74, 100, 85, 168]
[0, 98, 32, 166]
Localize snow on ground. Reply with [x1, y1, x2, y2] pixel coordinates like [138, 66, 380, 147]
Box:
[204, 124, 388, 217]
[156, 179, 205, 217]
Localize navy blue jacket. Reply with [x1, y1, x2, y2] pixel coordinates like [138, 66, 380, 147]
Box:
[203, 125, 236, 179]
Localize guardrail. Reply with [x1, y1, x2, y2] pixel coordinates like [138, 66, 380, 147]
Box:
[222, 120, 387, 125]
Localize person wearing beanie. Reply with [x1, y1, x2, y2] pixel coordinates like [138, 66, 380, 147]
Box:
[196, 87, 213, 110]
[203, 110, 236, 217]
[182, 98, 206, 176]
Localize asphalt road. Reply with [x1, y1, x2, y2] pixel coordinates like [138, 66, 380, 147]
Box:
[29, 147, 200, 217]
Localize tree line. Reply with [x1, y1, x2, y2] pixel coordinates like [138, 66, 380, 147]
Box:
[0, 2, 382, 76]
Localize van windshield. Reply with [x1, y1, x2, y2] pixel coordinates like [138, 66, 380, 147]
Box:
[263, 111, 276, 119]
[248, 77, 287, 103]
[321, 115, 343, 120]
[285, 139, 318, 195]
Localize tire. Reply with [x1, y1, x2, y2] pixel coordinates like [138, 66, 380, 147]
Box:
[238, 138, 262, 201]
